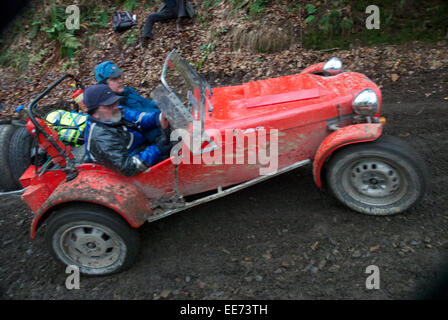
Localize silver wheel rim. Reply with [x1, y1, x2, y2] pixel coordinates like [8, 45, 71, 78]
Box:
[58, 223, 125, 270]
[342, 157, 408, 206]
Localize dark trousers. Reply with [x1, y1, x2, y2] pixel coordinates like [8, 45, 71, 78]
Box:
[142, 7, 177, 39]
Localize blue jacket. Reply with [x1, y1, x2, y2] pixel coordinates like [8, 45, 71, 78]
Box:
[119, 86, 161, 143]
[119, 86, 159, 113]
[84, 108, 162, 176]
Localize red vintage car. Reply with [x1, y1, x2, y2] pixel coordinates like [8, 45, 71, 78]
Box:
[19, 50, 428, 275]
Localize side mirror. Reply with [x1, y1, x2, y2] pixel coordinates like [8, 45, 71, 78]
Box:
[323, 57, 343, 76]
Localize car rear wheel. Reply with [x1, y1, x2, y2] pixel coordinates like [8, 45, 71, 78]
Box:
[0, 124, 18, 191]
[8, 126, 33, 189]
[326, 135, 428, 215]
[46, 204, 140, 275]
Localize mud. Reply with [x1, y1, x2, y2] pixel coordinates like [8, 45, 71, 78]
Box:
[0, 68, 447, 300]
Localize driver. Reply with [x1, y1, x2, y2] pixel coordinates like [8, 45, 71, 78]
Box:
[94, 61, 161, 143]
[83, 84, 171, 176]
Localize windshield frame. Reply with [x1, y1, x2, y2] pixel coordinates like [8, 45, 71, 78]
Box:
[159, 50, 217, 155]
[161, 50, 213, 128]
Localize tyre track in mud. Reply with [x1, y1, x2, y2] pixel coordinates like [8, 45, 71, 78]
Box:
[0, 72, 447, 300]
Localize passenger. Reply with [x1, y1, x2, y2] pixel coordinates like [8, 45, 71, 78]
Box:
[94, 60, 161, 143]
[83, 84, 171, 176]
[140, 0, 194, 47]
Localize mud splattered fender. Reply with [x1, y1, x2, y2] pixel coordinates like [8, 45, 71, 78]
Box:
[313, 123, 383, 188]
[30, 169, 152, 239]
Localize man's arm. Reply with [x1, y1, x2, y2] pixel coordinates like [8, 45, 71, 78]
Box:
[123, 108, 162, 131]
[88, 124, 159, 176]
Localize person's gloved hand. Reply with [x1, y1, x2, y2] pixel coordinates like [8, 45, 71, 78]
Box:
[155, 134, 171, 156]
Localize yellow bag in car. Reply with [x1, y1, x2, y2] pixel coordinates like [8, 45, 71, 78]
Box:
[45, 110, 87, 146]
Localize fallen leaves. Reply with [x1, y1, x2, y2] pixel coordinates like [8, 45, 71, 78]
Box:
[1, 1, 448, 116]
[160, 289, 171, 298]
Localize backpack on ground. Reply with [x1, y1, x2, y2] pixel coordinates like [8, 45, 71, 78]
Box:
[113, 11, 137, 33]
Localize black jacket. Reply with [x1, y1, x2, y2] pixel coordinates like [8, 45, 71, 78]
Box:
[84, 110, 162, 177]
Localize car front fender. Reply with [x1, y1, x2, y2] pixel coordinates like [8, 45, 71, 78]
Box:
[313, 123, 383, 188]
[30, 169, 152, 239]
[300, 62, 325, 74]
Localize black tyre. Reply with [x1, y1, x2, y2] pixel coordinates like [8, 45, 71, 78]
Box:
[326, 135, 428, 215]
[8, 126, 33, 189]
[46, 204, 140, 275]
[0, 124, 18, 191]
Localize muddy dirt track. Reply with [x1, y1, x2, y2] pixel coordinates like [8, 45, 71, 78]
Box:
[0, 68, 447, 300]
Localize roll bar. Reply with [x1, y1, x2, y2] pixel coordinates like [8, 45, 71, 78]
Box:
[26, 74, 83, 180]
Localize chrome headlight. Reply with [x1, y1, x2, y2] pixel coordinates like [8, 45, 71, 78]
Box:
[353, 89, 379, 116]
[323, 57, 342, 76]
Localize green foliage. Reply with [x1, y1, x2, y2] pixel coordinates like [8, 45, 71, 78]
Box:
[305, 4, 316, 15]
[61, 59, 78, 72]
[197, 42, 215, 69]
[123, 29, 139, 46]
[305, 15, 315, 24]
[196, 15, 209, 30]
[230, 0, 250, 10]
[286, 3, 302, 13]
[31, 49, 49, 64]
[88, 8, 109, 33]
[28, 20, 42, 39]
[124, 0, 139, 11]
[319, 10, 343, 35]
[303, 0, 448, 50]
[39, 1, 81, 58]
[1, 47, 49, 73]
[204, 0, 222, 9]
[1, 51, 31, 72]
[304, 3, 317, 24]
[249, 0, 269, 15]
[228, 0, 270, 16]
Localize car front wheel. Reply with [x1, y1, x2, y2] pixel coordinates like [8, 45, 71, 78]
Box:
[46, 204, 140, 275]
[326, 135, 428, 215]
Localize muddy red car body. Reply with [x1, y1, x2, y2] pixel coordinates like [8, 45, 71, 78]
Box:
[18, 51, 427, 275]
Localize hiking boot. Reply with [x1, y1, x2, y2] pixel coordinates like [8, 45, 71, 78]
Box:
[138, 36, 152, 49]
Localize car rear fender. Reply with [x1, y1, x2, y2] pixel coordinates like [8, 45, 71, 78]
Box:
[313, 123, 383, 188]
[29, 170, 152, 239]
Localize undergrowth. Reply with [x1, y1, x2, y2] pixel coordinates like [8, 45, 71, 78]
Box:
[1, 0, 447, 72]
[0, 0, 150, 72]
[301, 0, 448, 49]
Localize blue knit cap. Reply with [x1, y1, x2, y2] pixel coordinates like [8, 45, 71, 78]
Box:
[94, 61, 123, 83]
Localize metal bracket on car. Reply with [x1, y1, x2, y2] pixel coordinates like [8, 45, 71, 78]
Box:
[147, 159, 311, 223]
[187, 90, 199, 112]
[327, 113, 354, 131]
[207, 96, 214, 113]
